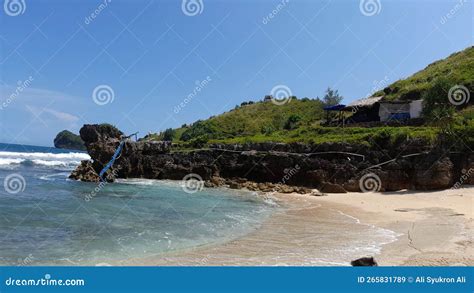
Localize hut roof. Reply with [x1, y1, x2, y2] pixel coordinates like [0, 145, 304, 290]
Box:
[346, 96, 383, 107]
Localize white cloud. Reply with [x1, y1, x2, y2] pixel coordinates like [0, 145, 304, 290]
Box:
[0, 86, 85, 108]
[26, 105, 79, 124]
[43, 108, 79, 123]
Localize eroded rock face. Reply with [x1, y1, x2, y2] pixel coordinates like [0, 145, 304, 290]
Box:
[69, 160, 100, 182]
[319, 182, 347, 194]
[413, 157, 454, 190]
[70, 124, 473, 191]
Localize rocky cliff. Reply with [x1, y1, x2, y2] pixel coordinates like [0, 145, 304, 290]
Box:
[70, 124, 474, 193]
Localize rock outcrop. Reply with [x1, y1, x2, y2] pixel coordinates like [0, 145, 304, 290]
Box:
[53, 130, 86, 151]
[70, 124, 474, 192]
[351, 257, 378, 266]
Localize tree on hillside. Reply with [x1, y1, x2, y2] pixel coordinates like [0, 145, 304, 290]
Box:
[322, 87, 343, 106]
[180, 121, 214, 141]
[162, 128, 175, 141]
[284, 114, 302, 130]
[422, 77, 458, 127]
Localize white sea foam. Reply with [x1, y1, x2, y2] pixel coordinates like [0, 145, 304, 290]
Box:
[38, 172, 70, 181]
[0, 151, 89, 160]
[116, 178, 161, 186]
[0, 158, 24, 165]
[336, 210, 401, 255]
[0, 151, 90, 168]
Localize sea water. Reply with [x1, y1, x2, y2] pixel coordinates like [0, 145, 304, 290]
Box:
[0, 143, 398, 266]
[0, 143, 274, 265]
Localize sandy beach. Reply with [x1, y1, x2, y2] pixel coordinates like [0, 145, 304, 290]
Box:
[121, 186, 473, 266]
[314, 187, 474, 266]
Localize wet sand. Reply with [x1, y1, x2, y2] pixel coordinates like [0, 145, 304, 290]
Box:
[121, 186, 473, 266]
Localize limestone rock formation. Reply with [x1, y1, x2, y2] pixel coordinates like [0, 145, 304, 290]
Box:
[70, 124, 473, 192]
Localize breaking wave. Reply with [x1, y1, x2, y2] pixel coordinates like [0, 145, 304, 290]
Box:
[0, 151, 90, 169]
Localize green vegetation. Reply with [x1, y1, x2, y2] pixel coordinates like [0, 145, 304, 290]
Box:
[143, 47, 473, 148]
[421, 77, 458, 127]
[54, 130, 86, 151]
[208, 126, 440, 146]
[284, 114, 302, 130]
[460, 106, 474, 120]
[177, 98, 325, 143]
[322, 87, 343, 106]
[374, 46, 474, 101]
[162, 128, 175, 141]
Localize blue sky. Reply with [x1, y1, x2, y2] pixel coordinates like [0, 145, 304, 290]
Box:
[0, 0, 472, 146]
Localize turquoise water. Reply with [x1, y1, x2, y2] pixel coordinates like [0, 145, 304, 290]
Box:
[0, 143, 275, 265]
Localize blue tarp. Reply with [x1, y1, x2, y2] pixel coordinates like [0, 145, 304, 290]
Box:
[323, 104, 346, 111]
[388, 112, 410, 120]
[99, 140, 125, 181]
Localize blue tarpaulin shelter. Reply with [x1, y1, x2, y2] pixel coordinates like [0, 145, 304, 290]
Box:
[323, 104, 347, 126]
[323, 104, 346, 111]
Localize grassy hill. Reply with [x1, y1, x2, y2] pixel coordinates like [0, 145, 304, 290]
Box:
[374, 46, 474, 101]
[145, 46, 473, 147]
[146, 98, 326, 144]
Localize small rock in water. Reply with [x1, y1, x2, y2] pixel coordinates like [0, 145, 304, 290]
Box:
[350, 257, 378, 266]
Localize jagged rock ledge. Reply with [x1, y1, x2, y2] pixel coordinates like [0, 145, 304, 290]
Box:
[70, 124, 474, 193]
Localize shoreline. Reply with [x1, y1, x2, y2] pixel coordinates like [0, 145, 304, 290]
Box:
[315, 187, 474, 266]
[118, 185, 473, 266]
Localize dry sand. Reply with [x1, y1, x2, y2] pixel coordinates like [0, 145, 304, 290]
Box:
[122, 186, 473, 266]
[315, 187, 473, 266]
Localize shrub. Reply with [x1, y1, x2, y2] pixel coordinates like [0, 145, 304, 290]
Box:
[422, 77, 457, 128]
[261, 125, 274, 135]
[284, 114, 302, 130]
[180, 121, 215, 141]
